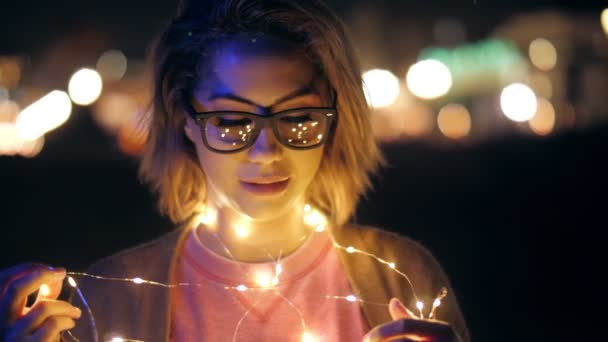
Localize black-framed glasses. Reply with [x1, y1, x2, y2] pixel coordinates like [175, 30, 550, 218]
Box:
[186, 107, 337, 153]
[184, 82, 338, 153]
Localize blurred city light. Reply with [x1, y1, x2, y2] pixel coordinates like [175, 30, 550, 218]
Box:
[68, 68, 103, 105]
[437, 103, 471, 139]
[406, 59, 452, 99]
[97, 50, 128, 81]
[528, 38, 557, 71]
[0, 122, 44, 157]
[602, 9, 608, 36]
[93, 92, 139, 132]
[500, 83, 537, 122]
[16, 90, 72, 141]
[362, 69, 400, 108]
[528, 98, 555, 136]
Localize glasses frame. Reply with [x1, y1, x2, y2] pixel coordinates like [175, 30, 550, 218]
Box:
[186, 106, 338, 154]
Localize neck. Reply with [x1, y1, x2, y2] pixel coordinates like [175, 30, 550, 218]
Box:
[196, 200, 312, 263]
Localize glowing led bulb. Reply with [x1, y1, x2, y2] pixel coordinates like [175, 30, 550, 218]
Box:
[39, 284, 50, 297]
[255, 272, 273, 288]
[67, 276, 77, 287]
[433, 298, 442, 308]
[314, 224, 325, 232]
[303, 204, 312, 213]
[301, 331, 319, 342]
[346, 246, 356, 254]
[110, 338, 124, 342]
[388, 262, 396, 269]
[416, 301, 425, 312]
[132, 277, 144, 284]
[235, 224, 250, 239]
[236, 284, 248, 292]
[346, 294, 357, 302]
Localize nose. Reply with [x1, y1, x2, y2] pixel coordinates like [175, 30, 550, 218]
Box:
[247, 127, 282, 164]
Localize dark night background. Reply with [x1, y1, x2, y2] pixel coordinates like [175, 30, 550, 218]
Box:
[1, 1, 607, 341]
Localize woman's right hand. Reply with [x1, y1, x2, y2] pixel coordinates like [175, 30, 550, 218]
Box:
[0, 263, 82, 342]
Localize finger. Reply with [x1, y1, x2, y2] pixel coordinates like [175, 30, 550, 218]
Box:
[389, 298, 414, 320]
[366, 318, 453, 342]
[12, 299, 81, 335]
[36, 276, 65, 302]
[0, 267, 66, 324]
[29, 316, 76, 342]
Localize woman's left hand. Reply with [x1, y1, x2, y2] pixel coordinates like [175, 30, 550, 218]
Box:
[363, 298, 460, 342]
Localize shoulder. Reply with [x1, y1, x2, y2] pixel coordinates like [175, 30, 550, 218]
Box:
[338, 223, 438, 264]
[85, 228, 184, 277]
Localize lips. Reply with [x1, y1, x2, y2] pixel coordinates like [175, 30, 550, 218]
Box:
[240, 176, 290, 195]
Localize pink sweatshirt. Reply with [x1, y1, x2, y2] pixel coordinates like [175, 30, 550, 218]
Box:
[170, 228, 368, 341]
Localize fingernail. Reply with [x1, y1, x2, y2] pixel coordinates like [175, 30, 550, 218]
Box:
[73, 307, 82, 317]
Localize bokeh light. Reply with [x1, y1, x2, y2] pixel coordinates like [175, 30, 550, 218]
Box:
[437, 104, 471, 139]
[301, 331, 319, 342]
[94, 92, 139, 132]
[97, 50, 128, 81]
[362, 69, 400, 108]
[406, 59, 452, 100]
[602, 9, 608, 36]
[16, 90, 72, 141]
[528, 98, 555, 136]
[528, 38, 557, 71]
[500, 83, 537, 122]
[68, 68, 103, 105]
[0, 122, 44, 157]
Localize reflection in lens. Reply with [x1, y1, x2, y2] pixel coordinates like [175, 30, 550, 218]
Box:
[204, 114, 253, 151]
[277, 111, 327, 147]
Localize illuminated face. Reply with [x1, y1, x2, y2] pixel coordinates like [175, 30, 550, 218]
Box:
[184, 38, 328, 220]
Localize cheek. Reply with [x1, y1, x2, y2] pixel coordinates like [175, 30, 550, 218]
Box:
[292, 148, 324, 183]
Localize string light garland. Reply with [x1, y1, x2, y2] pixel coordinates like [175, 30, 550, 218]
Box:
[54, 204, 447, 342]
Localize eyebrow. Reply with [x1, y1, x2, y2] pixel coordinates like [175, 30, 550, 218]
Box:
[207, 82, 319, 110]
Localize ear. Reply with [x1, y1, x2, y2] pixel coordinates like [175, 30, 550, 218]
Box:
[184, 116, 199, 144]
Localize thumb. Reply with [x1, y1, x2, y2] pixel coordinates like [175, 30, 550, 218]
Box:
[388, 298, 414, 320]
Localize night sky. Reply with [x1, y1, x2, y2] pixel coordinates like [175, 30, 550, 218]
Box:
[2, 1, 607, 341]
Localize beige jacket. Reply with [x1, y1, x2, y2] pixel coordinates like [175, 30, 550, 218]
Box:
[70, 224, 469, 342]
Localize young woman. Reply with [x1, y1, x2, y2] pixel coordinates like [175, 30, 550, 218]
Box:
[0, 1, 469, 341]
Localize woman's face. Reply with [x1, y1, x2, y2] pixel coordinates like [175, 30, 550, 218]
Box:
[184, 38, 329, 221]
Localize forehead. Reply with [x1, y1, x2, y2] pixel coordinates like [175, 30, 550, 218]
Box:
[196, 36, 318, 98]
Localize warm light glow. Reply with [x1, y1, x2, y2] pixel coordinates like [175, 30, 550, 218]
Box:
[416, 301, 424, 311]
[437, 103, 471, 139]
[236, 284, 248, 292]
[68, 68, 103, 105]
[362, 69, 400, 108]
[132, 277, 144, 284]
[500, 83, 537, 122]
[602, 9, 608, 36]
[303, 207, 327, 228]
[0, 122, 44, 157]
[406, 59, 452, 99]
[433, 298, 442, 308]
[388, 262, 396, 269]
[301, 331, 319, 342]
[39, 284, 50, 297]
[303, 204, 311, 213]
[346, 295, 357, 302]
[254, 272, 273, 288]
[346, 246, 356, 254]
[97, 50, 128, 81]
[235, 224, 250, 239]
[16, 90, 72, 141]
[67, 276, 77, 287]
[110, 338, 124, 342]
[314, 224, 325, 232]
[529, 38, 557, 71]
[529, 98, 555, 136]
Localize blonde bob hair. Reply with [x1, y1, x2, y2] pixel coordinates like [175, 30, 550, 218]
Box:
[140, 0, 384, 228]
